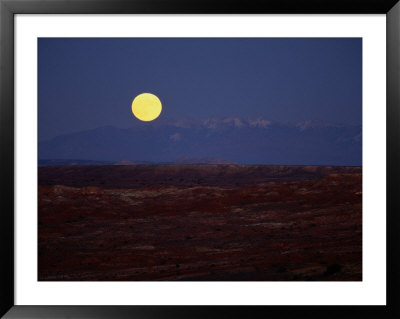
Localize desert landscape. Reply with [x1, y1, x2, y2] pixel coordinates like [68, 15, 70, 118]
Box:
[38, 164, 362, 281]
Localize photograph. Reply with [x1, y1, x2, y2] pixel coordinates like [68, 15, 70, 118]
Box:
[37, 37, 362, 281]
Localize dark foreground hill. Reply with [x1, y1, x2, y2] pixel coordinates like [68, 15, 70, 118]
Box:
[38, 164, 362, 281]
[38, 164, 361, 189]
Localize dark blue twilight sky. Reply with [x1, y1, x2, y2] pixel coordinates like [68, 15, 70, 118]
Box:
[38, 38, 362, 142]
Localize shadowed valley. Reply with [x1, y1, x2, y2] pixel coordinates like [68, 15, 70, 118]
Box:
[38, 164, 362, 281]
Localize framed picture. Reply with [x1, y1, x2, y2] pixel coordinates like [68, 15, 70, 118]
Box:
[1, 0, 399, 318]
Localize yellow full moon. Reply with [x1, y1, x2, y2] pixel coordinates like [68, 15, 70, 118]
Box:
[131, 93, 162, 122]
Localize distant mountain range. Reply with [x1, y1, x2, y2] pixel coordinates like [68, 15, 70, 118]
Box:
[39, 118, 362, 166]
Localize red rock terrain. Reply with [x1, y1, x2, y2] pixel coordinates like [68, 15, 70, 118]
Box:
[38, 165, 362, 281]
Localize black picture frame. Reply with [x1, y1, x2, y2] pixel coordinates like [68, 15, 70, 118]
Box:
[1, 0, 399, 318]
